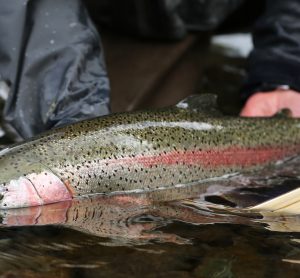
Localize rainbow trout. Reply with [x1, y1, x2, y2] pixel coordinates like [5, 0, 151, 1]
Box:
[0, 94, 300, 209]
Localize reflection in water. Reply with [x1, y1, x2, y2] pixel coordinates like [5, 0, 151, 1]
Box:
[0, 188, 255, 245]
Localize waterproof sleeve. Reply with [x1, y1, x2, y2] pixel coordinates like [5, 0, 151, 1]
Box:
[242, 0, 300, 100]
[0, 0, 110, 139]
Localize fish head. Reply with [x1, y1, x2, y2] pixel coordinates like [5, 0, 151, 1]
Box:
[0, 158, 72, 209]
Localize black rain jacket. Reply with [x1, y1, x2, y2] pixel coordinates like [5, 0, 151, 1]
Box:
[0, 0, 110, 139]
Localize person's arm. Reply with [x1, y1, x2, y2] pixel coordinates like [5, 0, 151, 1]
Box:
[241, 0, 300, 117]
[0, 0, 110, 139]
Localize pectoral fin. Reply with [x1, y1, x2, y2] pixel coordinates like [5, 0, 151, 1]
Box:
[249, 187, 300, 215]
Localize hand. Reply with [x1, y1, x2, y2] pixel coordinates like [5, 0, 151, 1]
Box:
[240, 89, 300, 117]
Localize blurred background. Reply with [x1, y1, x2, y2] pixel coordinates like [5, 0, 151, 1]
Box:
[85, 0, 263, 114]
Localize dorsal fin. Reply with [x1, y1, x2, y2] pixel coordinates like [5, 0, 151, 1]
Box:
[176, 94, 222, 116]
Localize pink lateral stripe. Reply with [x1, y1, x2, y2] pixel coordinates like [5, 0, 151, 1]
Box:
[107, 145, 299, 168]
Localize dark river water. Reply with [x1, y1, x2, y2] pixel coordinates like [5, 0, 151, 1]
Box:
[1, 35, 300, 277]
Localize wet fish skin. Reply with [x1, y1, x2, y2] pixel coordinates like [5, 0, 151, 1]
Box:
[0, 95, 300, 209]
